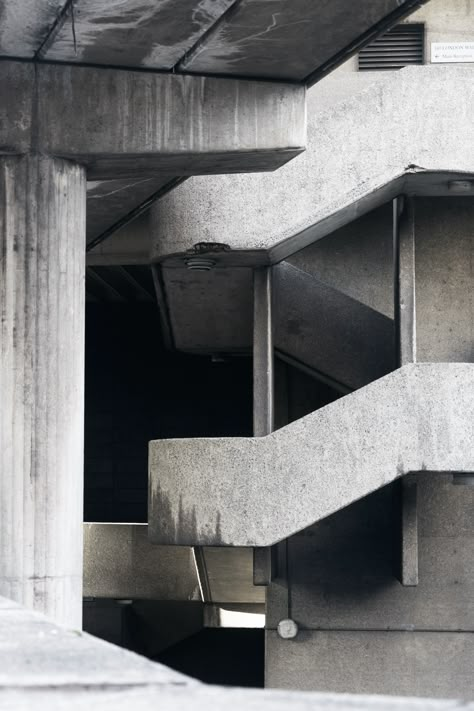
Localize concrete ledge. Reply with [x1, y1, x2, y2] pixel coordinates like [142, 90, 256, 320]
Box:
[0, 596, 193, 689]
[150, 66, 474, 261]
[4, 596, 474, 709]
[0, 60, 306, 179]
[149, 363, 474, 546]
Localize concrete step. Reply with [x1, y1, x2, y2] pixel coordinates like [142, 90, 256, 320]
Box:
[148, 363, 474, 547]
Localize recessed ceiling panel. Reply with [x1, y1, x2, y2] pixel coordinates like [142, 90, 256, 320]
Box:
[43, 0, 236, 69]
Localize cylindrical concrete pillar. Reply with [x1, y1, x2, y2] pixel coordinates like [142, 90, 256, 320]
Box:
[0, 155, 86, 628]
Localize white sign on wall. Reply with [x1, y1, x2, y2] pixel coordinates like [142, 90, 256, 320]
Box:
[431, 42, 474, 63]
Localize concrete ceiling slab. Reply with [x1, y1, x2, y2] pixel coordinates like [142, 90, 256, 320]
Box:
[0, 0, 63, 56]
[43, 0, 236, 69]
[1, 0, 428, 83]
[179, 0, 420, 81]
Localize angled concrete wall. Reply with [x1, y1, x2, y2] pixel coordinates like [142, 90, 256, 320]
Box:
[149, 363, 474, 547]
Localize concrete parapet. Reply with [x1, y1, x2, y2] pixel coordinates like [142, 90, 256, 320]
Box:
[0, 60, 306, 179]
[4, 595, 474, 709]
[149, 363, 474, 546]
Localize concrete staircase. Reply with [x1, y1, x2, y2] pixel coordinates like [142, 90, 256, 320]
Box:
[148, 363, 474, 547]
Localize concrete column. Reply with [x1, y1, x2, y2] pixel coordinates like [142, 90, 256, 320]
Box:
[394, 196, 418, 587]
[253, 267, 274, 438]
[0, 155, 86, 627]
[253, 267, 274, 586]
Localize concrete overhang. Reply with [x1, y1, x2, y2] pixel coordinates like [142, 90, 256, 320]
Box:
[149, 66, 474, 265]
[149, 363, 474, 547]
[0, 60, 305, 180]
[0, 1, 430, 84]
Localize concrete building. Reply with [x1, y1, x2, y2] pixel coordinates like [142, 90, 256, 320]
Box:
[1, 0, 474, 706]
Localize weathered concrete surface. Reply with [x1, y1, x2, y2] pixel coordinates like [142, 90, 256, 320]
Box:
[6, 686, 474, 711]
[274, 262, 394, 389]
[157, 259, 393, 390]
[287, 203, 394, 318]
[0, 155, 86, 627]
[266, 630, 474, 698]
[83, 524, 264, 604]
[410, 0, 474, 58]
[265, 474, 474, 695]
[0, 60, 306, 179]
[0, 596, 194, 688]
[267, 476, 474, 632]
[150, 66, 474, 262]
[178, 0, 430, 81]
[0, 0, 63, 56]
[86, 176, 175, 243]
[149, 363, 474, 546]
[7, 596, 474, 709]
[83, 524, 201, 601]
[43, 0, 236, 69]
[1, 0, 429, 81]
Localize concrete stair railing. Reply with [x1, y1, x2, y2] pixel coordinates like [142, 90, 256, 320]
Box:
[274, 262, 394, 390]
[148, 363, 474, 547]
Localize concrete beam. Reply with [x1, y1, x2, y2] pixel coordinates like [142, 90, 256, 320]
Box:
[0, 60, 306, 180]
[149, 363, 474, 547]
[150, 67, 474, 262]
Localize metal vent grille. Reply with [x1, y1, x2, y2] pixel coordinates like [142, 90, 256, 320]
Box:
[358, 24, 424, 71]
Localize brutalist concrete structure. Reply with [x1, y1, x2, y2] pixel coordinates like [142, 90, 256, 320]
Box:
[1, 0, 474, 707]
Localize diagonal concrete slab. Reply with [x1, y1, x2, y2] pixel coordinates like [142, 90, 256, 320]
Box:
[149, 363, 474, 546]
